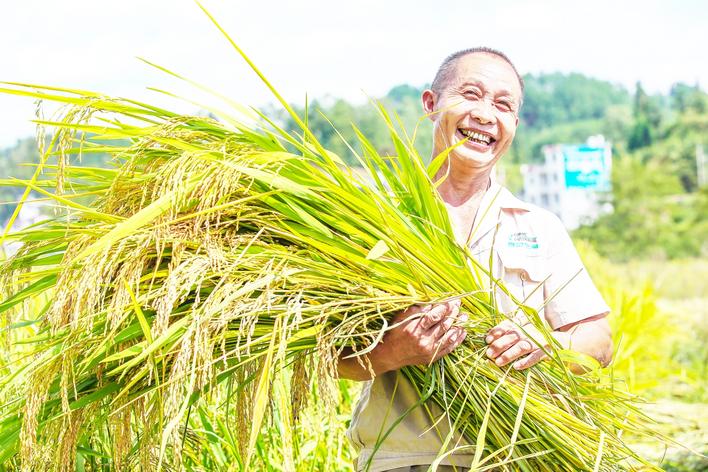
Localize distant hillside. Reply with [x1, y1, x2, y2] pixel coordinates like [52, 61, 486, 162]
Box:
[277, 72, 634, 165]
[0, 137, 116, 226]
[0, 138, 41, 225]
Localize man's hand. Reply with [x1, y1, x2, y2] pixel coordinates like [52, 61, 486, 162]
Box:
[485, 313, 612, 372]
[485, 317, 553, 370]
[337, 300, 468, 381]
[380, 301, 468, 370]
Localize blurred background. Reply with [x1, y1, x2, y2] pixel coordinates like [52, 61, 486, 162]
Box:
[1, 0, 706, 469]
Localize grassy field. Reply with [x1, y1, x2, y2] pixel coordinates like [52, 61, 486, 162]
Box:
[630, 262, 707, 470]
[579, 251, 708, 470]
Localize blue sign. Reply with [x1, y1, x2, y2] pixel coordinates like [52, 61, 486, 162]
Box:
[563, 145, 610, 190]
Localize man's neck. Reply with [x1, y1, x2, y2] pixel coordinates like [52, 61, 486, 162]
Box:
[435, 163, 493, 208]
[434, 160, 494, 245]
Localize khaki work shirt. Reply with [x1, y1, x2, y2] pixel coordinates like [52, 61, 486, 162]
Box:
[347, 183, 611, 472]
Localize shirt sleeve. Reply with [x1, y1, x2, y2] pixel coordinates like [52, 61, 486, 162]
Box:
[542, 213, 610, 330]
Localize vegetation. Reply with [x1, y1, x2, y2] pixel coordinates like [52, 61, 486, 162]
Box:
[0, 138, 41, 224]
[0, 14, 673, 471]
[580, 247, 708, 471]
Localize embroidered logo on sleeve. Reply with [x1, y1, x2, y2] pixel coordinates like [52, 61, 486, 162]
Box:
[507, 232, 539, 249]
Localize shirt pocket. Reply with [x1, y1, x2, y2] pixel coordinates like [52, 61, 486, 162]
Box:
[495, 247, 549, 319]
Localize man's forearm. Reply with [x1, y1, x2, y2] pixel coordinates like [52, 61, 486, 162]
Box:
[337, 348, 392, 381]
[554, 314, 613, 372]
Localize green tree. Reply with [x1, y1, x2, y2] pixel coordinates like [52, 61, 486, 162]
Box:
[628, 82, 663, 151]
[513, 73, 631, 162]
[574, 156, 705, 260]
[519, 73, 630, 130]
[670, 82, 708, 114]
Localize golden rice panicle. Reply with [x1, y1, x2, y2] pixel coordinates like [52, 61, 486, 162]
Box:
[46, 102, 100, 197]
[48, 237, 122, 331]
[152, 239, 189, 336]
[315, 329, 340, 413]
[107, 240, 156, 329]
[109, 398, 134, 472]
[234, 363, 257, 459]
[20, 363, 59, 470]
[55, 410, 84, 472]
[290, 353, 312, 422]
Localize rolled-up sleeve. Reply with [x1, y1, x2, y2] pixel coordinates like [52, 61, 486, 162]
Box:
[542, 214, 610, 330]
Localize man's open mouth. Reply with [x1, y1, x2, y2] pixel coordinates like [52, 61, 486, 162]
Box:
[459, 129, 496, 146]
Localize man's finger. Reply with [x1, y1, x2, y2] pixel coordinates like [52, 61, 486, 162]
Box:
[449, 302, 460, 321]
[485, 332, 520, 359]
[494, 339, 536, 367]
[394, 304, 429, 325]
[428, 302, 458, 336]
[512, 348, 548, 370]
[434, 327, 466, 361]
[428, 312, 455, 340]
[419, 303, 449, 330]
[485, 319, 515, 343]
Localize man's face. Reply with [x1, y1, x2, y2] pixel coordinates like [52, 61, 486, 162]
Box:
[423, 53, 522, 171]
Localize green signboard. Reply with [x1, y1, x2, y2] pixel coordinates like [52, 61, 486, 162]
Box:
[563, 145, 610, 190]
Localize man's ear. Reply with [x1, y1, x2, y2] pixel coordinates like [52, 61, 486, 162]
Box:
[421, 89, 437, 121]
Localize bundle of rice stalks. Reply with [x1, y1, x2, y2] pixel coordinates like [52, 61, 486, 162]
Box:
[0, 10, 665, 471]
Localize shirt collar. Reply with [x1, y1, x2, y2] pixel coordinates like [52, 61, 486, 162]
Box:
[495, 184, 533, 212]
[468, 183, 531, 248]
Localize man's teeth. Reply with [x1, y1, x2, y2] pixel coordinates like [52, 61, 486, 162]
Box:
[460, 129, 492, 144]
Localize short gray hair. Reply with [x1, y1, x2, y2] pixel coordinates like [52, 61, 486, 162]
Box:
[431, 47, 524, 96]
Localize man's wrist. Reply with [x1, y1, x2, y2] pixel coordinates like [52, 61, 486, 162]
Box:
[551, 330, 572, 351]
[368, 341, 395, 375]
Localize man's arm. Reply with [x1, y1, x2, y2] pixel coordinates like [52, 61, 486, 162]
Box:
[484, 313, 612, 373]
[338, 301, 468, 381]
[484, 210, 614, 373]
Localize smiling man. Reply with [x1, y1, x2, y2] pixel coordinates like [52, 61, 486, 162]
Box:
[338, 47, 613, 472]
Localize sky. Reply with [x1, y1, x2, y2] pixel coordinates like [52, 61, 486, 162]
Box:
[0, 0, 705, 148]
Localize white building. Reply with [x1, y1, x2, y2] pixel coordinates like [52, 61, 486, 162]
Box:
[521, 135, 612, 230]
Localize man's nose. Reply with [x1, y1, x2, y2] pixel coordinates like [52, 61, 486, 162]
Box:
[470, 98, 494, 124]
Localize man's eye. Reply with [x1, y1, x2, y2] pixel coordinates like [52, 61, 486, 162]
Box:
[463, 90, 481, 98]
[497, 101, 513, 111]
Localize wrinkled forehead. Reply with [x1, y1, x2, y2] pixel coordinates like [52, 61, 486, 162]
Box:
[449, 53, 523, 99]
